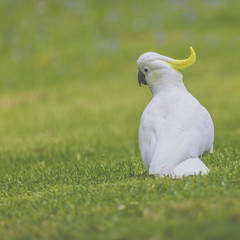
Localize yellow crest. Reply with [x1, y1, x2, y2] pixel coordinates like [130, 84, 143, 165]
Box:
[168, 47, 196, 71]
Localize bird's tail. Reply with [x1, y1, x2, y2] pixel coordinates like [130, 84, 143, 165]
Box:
[169, 158, 209, 179]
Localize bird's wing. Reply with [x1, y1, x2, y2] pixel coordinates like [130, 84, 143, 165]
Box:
[139, 101, 166, 171]
[149, 100, 214, 176]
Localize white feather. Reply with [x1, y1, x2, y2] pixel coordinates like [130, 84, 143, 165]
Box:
[137, 52, 214, 178]
[170, 158, 209, 179]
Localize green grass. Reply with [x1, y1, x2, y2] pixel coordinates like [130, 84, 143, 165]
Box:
[0, 0, 240, 239]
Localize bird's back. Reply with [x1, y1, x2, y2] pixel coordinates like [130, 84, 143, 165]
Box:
[139, 91, 214, 175]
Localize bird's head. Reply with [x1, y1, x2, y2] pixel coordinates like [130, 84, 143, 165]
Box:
[137, 47, 196, 95]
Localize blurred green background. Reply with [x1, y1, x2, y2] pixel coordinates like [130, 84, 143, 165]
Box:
[0, 0, 239, 239]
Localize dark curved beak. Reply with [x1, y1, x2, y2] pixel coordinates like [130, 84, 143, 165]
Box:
[138, 70, 147, 86]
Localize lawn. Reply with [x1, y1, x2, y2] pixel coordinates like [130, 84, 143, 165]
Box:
[0, 0, 240, 239]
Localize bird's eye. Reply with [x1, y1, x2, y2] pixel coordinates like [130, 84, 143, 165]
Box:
[144, 67, 149, 73]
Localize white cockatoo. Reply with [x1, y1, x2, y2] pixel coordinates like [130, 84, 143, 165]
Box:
[137, 47, 214, 178]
